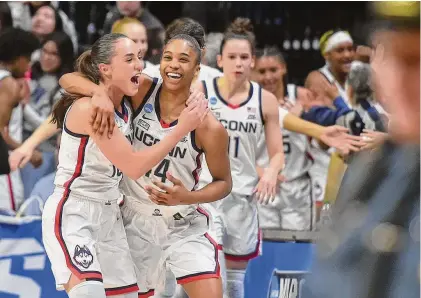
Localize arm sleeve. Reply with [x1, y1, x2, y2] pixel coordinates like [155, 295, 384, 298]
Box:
[301, 96, 353, 126]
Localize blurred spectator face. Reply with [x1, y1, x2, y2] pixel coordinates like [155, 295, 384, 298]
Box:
[32, 6, 56, 37]
[40, 40, 61, 73]
[254, 56, 286, 94]
[121, 23, 148, 57]
[324, 42, 355, 75]
[371, 29, 420, 143]
[218, 39, 255, 84]
[117, 2, 141, 17]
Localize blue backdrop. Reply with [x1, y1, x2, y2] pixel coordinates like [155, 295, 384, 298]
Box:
[244, 241, 314, 298]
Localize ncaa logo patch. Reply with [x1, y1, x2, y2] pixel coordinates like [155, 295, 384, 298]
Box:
[144, 103, 153, 113]
[209, 97, 217, 106]
[73, 245, 93, 269]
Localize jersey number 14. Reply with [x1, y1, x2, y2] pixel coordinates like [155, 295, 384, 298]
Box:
[145, 159, 170, 182]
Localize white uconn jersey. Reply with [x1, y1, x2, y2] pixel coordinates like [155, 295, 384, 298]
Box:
[54, 99, 133, 200]
[203, 78, 263, 196]
[121, 80, 203, 215]
[256, 85, 311, 181]
[319, 65, 349, 104]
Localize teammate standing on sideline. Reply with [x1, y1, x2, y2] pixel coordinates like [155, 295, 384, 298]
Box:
[253, 46, 363, 230]
[42, 33, 208, 298]
[197, 18, 285, 298]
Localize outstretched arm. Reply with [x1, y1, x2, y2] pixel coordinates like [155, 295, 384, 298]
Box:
[9, 114, 58, 170]
[255, 90, 285, 203]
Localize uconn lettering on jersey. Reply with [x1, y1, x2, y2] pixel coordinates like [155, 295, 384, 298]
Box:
[219, 119, 258, 134]
[133, 126, 187, 159]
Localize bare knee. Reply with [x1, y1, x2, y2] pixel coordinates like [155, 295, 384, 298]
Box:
[182, 278, 222, 298]
[225, 259, 248, 270]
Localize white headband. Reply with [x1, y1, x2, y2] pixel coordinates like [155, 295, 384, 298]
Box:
[324, 31, 353, 53]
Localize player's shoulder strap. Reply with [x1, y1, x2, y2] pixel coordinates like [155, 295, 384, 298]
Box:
[318, 65, 336, 84]
[133, 76, 160, 118]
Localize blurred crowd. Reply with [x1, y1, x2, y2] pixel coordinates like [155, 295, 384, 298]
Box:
[0, 1, 391, 231]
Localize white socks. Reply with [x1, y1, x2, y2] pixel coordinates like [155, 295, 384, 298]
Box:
[68, 281, 106, 298]
[226, 269, 245, 298]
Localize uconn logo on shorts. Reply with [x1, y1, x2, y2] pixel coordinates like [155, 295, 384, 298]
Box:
[144, 103, 154, 113]
[73, 245, 93, 269]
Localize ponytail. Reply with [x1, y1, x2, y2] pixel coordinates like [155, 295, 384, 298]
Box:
[51, 33, 128, 128]
[76, 50, 100, 84]
[51, 50, 99, 128]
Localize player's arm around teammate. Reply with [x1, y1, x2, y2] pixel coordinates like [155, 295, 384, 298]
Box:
[146, 113, 232, 205]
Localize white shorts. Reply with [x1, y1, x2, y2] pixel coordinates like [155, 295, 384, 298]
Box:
[200, 203, 225, 248]
[259, 177, 314, 231]
[212, 193, 261, 261]
[42, 189, 138, 296]
[121, 198, 220, 297]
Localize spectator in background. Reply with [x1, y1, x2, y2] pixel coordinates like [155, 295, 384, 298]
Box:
[0, 28, 40, 212]
[8, 1, 78, 52]
[30, 4, 63, 62]
[103, 1, 165, 62]
[21, 132, 61, 216]
[20, 31, 74, 198]
[0, 2, 13, 31]
[111, 17, 154, 68]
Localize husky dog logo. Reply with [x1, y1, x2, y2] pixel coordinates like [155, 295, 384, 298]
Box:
[73, 245, 93, 269]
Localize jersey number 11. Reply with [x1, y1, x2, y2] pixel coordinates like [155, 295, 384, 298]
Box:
[228, 136, 240, 158]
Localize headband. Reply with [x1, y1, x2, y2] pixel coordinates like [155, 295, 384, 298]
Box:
[323, 31, 353, 54]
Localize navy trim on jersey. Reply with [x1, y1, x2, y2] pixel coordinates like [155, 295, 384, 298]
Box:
[134, 77, 159, 118]
[213, 77, 254, 109]
[155, 85, 179, 128]
[201, 80, 208, 98]
[190, 130, 203, 153]
[258, 85, 265, 125]
[63, 123, 89, 138]
[115, 100, 129, 123]
[317, 69, 335, 84]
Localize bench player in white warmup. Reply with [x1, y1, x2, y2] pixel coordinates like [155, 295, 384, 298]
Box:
[59, 34, 232, 298]
[197, 18, 286, 298]
[41, 33, 208, 298]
